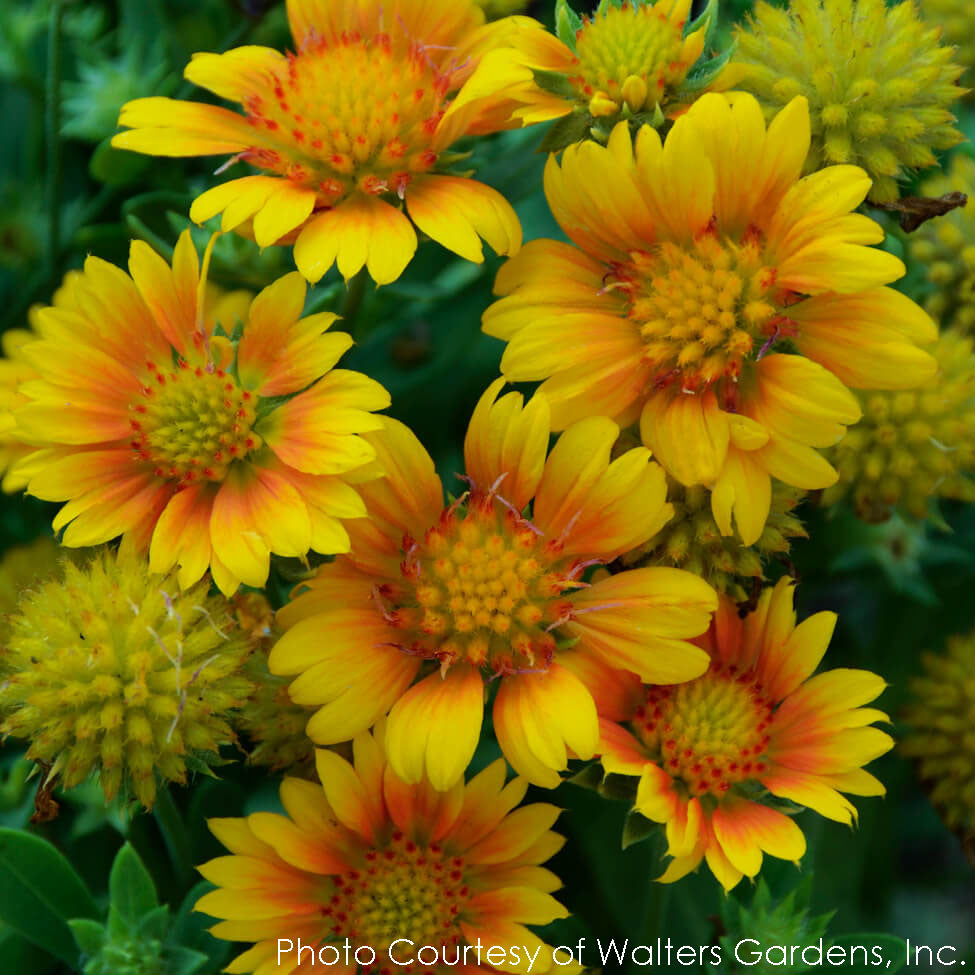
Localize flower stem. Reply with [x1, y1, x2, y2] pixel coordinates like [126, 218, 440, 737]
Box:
[342, 269, 370, 339]
[45, 0, 66, 284]
[643, 881, 672, 945]
[153, 786, 195, 890]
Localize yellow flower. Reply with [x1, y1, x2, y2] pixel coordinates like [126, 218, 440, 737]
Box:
[907, 155, 975, 334]
[733, 0, 966, 203]
[270, 379, 718, 791]
[454, 0, 735, 150]
[0, 543, 256, 808]
[11, 230, 389, 596]
[902, 631, 975, 843]
[196, 726, 570, 975]
[112, 0, 524, 285]
[0, 536, 61, 651]
[825, 328, 975, 521]
[485, 93, 937, 547]
[599, 578, 892, 890]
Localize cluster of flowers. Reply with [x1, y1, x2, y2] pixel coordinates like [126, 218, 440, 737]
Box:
[0, 0, 973, 971]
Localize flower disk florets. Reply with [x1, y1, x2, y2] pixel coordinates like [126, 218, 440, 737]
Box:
[902, 631, 975, 841]
[734, 0, 966, 201]
[634, 669, 773, 799]
[908, 156, 975, 334]
[824, 329, 975, 521]
[388, 491, 576, 675]
[241, 30, 447, 207]
[0, 545, 255, 807]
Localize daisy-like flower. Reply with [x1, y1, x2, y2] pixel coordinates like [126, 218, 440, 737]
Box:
[12, 230, 389, 596]
[484, 93, 938, 545]
[453, 0, 735, 151]
[111, 0, 525, 286]
[598, 578, 893, 891]
[270, 379, 718, 790]
[196, 726, 569, 975]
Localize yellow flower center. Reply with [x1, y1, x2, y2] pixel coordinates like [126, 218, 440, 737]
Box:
[633, 666, 773, 798]
[129, 359, 260, 484]
[241, 30, 448, 207]
[324, 831, 466, 956]
[571, 2, 690, 116]
[614, 228, 789, 398]
[383, 492, 577, 675]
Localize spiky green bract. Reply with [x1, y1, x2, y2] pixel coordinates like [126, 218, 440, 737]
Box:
[734, 0, 966, 202]
[621, 479, 806, 602]
[824, 329, 975, 522]
[902, 631, 975, 844]
[0, 545, 255, 808]
[908, 155, 975, 334]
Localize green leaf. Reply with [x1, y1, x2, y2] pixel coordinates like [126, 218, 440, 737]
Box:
[597, 772, 639, 802]
[621, 810, 658, 849]
[685, 0, 719, 49]
[537, 111, 592, 154]
[138, 905, 172, 942]
[530, 68, 576, 100]
[68, 918, 107, 959]
[0, 827, 99, 965]
[89, 138, 151, 188]
[683, 42, 737, 94]
[109, 843, 160, 924]
[0, 923, 58, 975]
[554, 0, 583, 50]
[166, 944, 212, 975]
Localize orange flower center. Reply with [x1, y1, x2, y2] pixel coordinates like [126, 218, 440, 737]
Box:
[571, 3, 689, 116]
[633, 665, 773, 798]
[241, 30, 449, 208]
[323, 830, 467, 960]
[613, 228, 791, 399]
[381, 492, 579, 676]
[129, 359, 260, 484]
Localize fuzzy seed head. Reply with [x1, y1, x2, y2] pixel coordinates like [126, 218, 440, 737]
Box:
[902, 630, 975, 843]
[824, 328, 975, 521]
[0, 545, 256, 807]
[908, 155, 975, 334]
[734, 0, 967, 202]
[920, 0, 975, 84]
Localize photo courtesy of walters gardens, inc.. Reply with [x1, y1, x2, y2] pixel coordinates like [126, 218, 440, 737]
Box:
[0, 0, 972, 973]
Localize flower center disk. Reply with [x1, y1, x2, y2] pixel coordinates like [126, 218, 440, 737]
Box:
[633, 667, 773, 798]
[388, 494, 573, 674]
[324, 831, 467, 956]
[242, 30, 447, 205]
[572, 3, 689, 114]
[615, 230, 786, 393]
[130, 360, 260, 483]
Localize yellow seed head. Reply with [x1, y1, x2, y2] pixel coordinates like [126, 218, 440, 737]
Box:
[902, 630, 975, 843]
[908, 155, 975, 334]
[919, 0, 975, 86]
[0, 544, 256, 808]
[824, 328, 975, 522]
[734, 0, 966, 202]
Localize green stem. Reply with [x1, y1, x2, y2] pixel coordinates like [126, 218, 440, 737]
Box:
[643, 882, 672, 947]
[342, 269, 371, 339]
[45, 0, 65, 284]
[153, 786, 195, 890]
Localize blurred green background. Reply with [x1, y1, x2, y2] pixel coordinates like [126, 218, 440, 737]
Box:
[0, 0, 972, 972]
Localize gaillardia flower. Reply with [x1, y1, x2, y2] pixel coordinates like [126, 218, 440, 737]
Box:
[454, 0, 734, 150]
[112, 0, 523, 285]
[902, 631, 975, 843]
[0, 543, 255, 807]
[270, 380, 718, 790]
[484, 93, 938, 545]
[824, 328, 975, 522]
[196, 727, 569, 975]
[908, 155, 975, 334]
[0, 536, 61, 651]
[920, 0, 975, 83]
[733, 0, 966, 202]
[598, 578, 893, 890]
[12, 230, 389, 596]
